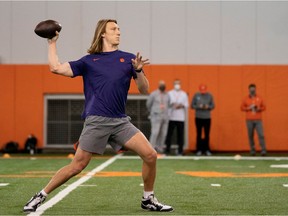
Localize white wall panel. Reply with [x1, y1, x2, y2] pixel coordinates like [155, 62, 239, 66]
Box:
[186, 1, 221, 64]
[117, 2, 151, 60]
[221, 1, 256, 64]
[150, 1, 187, 64]
[1, 1, 288, 64]
[0, 2, 12, 63]
[11, 1, 46, 63]
[257, 1, 288, 64]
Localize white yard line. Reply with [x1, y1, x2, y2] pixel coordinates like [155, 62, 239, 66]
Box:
[28, 153, 122, 216]
[211, 184, 221, 187]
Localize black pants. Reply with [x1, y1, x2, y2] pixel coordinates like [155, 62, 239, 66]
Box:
[195, 118, 211, 152]
[165, 120, 184, 154]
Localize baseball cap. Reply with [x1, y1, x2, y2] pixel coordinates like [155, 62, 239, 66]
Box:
[199, 84, 207, 93]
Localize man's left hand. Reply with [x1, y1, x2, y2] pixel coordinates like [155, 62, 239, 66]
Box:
[132, 52, 150, 71]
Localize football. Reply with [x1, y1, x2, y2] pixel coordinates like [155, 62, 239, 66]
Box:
[34, 19, 62, 39]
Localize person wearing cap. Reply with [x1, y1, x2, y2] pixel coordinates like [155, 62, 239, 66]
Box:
[241, 83, 267, 156]
[165, 79, 189, 155]
[191, 84, 215, 156]
[146, 80, 170, 153]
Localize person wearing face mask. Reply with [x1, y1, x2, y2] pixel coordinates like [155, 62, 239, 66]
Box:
[165, 79, 189, 155]
[191, 84, 215, 156]
[146, 80, 170, 153]
[241, 83, 267, 156]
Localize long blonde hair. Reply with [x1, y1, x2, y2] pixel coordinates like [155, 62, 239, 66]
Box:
[87, 19, 117, 54]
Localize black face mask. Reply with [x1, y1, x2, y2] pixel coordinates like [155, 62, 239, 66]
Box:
[249, 89, 256, 96]
[159, 85, 166, 92]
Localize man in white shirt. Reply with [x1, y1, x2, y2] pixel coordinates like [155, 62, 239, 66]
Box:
[165, 79, 189, 155]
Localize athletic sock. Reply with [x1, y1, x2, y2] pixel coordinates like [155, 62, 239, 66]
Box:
[40, 189, 48, 197]
[143, 191, 154, 199]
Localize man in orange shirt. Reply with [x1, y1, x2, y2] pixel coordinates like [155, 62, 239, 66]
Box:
[241, 84, 267, 156]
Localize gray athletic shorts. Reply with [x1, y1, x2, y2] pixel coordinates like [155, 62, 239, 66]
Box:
[78, 115, 140, 155]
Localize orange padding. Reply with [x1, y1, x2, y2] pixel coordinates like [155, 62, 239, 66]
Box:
[0, 64, 288, 151]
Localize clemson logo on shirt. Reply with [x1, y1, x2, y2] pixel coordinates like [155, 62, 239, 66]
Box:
[120, 58, 125, 62]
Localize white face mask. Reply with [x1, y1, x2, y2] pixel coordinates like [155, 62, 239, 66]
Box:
[174, 84, 181, 91]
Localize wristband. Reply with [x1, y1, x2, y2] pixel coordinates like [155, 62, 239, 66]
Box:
[135, 68, 142, 73]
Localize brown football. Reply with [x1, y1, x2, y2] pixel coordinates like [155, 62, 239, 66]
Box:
[34, 20, 62, 39]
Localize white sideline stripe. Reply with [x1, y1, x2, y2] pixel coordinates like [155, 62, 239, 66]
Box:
[0, 183, 9, 186]
[28, 153, 122, 216]
[119, 155, 288, 161]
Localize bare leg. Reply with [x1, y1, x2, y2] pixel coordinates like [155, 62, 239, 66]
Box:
[44, 148, 92, 194]
[124, 132, 157, 192]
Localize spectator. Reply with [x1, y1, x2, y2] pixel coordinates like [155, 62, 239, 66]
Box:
[241, 83, 267, 156]
[165, 79, 189, 155]
[191, 84, 215, 156]
[146, 80, 170, 153]
[24, 134, 38, 155]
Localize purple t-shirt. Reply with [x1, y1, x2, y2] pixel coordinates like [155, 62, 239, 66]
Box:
[69, 50, 137, 119]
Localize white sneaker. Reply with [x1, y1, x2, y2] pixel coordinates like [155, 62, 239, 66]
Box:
[23, 192, 46, 213]
[141, 194, 174, 212]
[206, 151, 212, 156]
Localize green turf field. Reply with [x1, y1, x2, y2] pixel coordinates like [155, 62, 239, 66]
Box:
[0, 154, 288, 215]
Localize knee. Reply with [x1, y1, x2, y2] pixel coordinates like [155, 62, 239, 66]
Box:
[69, 161, 88, 176]
[143, 149, 157, 164]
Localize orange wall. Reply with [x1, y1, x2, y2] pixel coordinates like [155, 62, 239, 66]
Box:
[1, 64, 288, 152]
